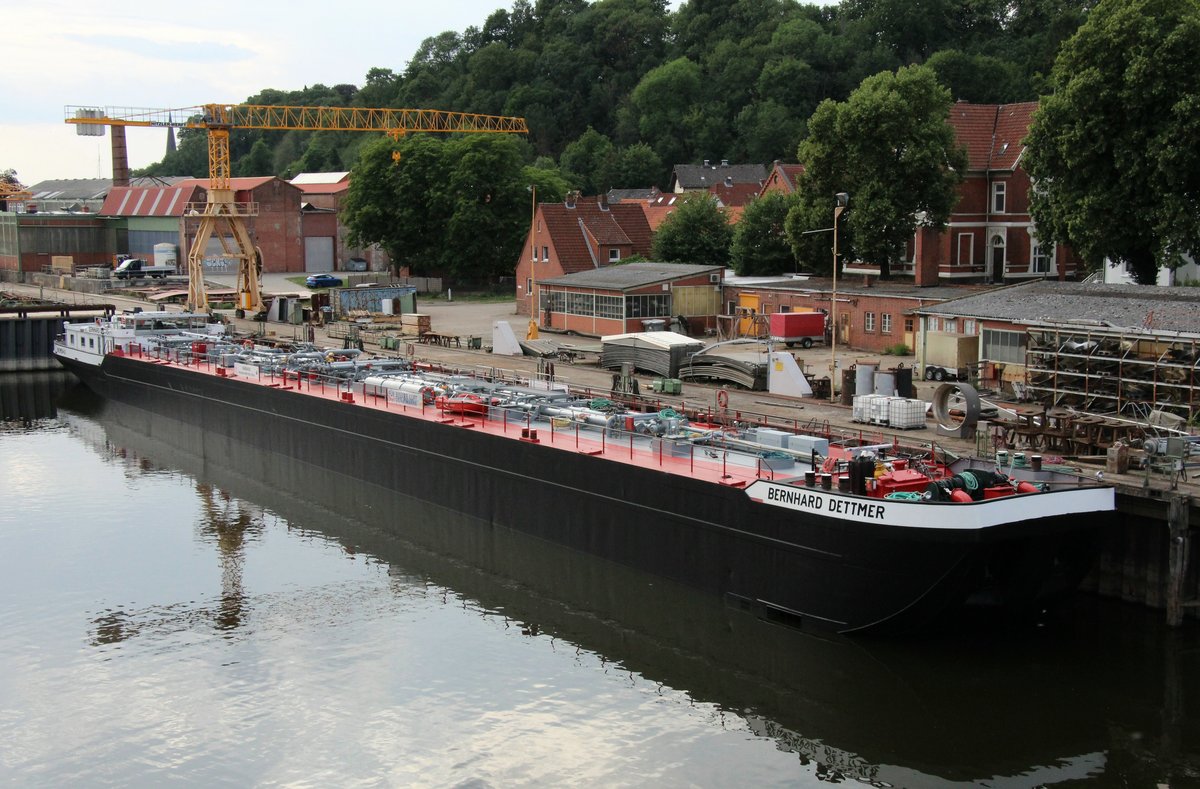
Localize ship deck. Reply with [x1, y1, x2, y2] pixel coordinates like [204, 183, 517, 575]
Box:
[127, 349, 804, 491]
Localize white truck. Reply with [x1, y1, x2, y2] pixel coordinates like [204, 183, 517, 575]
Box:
[113, 258, 176, 280]
[919, 332, 978, 382]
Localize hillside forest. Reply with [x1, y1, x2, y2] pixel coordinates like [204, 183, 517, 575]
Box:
[132, 0, 1200, 285]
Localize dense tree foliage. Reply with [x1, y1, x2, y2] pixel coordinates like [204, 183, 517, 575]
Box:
[127, 0, 1104, 283]
[788, 65, 965, 277]
[1024, 0, 1200, 284]
[651, 193, 733, 266]
[731, 192, 801, 275]
[341, 134, 541, 281]
[136, 0, 1090, 188]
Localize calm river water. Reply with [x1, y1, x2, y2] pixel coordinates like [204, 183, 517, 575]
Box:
[0, 372, 1196, 787]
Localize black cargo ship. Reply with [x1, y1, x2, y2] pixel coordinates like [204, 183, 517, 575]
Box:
[54, 311, 1114, 633]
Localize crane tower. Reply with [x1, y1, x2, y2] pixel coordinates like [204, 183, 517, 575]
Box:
[67, 104, 528, 315]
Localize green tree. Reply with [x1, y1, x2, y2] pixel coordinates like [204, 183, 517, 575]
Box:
[651, 193, 732, 266]
[731, 192, 800, 276]
[1, 168, 19, 186]
[342, 135, 442, 274]
[629, 57, 704, 169]
[1024, 0, 1200, 284]
[560, 126, 615, 193]
[524, 161, 573, 205]
[234, 140, 274, 177]
[925, 49, 1024, 103]
[791, 65, 966, 278]
[136, 125, 209, 178]
[599, 143, 664, 189]
[342, 134, 535, 281]
[443, 134, 530, 280]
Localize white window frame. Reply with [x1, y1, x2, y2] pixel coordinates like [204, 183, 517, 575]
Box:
[609, 248, 620, 263]
[956, 232, 974, 265]
[881, 313, 892, 334]
[542, 246, 549, 261]
[1031, 237, 1054, 273]
[982, 328, 1026, 364]
[964, 319, 976, 335]
[864, 312, 876, 333]
[991, 181, 1006, 213]
[944, 318, 958, 333]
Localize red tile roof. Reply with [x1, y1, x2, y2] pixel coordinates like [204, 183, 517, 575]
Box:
[760, 163, 805, 196]
[541, 197, 654, 274]
[640, 204, 676, 231]
[948, 101, 1038, 172]
[99, 184, 203, 217]
[708, 181, 761, 207]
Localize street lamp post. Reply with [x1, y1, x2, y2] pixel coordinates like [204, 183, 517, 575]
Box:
[830, 192, 849, 403]
[527, 184, 539, 340]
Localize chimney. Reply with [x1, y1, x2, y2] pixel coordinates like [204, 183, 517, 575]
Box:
[703, 159, 710, 167]
[724, 176, 733, 188]
[720, 159, 729, 167]
[565, 190, 579, 209]
[913, 226, 943, 287]
[598, 193, 609, 210]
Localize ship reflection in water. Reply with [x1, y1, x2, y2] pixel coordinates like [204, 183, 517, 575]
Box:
[0, 377, 1195, 787]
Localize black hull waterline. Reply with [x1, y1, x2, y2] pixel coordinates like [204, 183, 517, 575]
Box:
[58, 354, 1107, 634]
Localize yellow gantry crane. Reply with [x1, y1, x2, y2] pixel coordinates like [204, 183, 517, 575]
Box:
[66, 104, 528, 315]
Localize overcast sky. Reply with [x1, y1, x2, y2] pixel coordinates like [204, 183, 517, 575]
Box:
[5, 1, 850, 187]
[3, 0, 634, 185]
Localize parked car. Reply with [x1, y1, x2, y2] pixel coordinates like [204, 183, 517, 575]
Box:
[306, 274, 343, 288]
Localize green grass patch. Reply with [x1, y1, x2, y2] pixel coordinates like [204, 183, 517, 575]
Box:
[428, 291, 515, 303]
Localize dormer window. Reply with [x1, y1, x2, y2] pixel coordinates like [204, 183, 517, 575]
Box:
[991, 181, 1006, 213]
[609, 249, 620, 263]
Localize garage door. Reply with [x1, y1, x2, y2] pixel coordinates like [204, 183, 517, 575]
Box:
[304, 237, 334, 272]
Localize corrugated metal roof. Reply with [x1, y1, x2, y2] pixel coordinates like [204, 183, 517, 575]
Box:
[290, 172, 350, 184]
[915, 280, 1200, 334]
[540, 261, 721, 290]
[99, 184, 203, 217]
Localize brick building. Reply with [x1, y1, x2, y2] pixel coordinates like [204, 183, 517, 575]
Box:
[290, 172, 390, 272]
[910, 102, 1081, 285]
[0, 213, 116, 273]
[723, 275, 990, 354]
[516, 193, 654, 317]
[537, 261, 723, 337]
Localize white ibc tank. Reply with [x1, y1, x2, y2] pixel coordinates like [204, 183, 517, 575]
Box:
[153, 243, 178, 267]
[855, 361, 877, 397]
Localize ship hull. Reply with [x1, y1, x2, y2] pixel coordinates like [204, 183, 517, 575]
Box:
[59, 353, 1107, 633]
